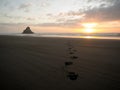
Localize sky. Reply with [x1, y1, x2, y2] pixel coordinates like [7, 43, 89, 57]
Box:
[0, 0, 120, 33]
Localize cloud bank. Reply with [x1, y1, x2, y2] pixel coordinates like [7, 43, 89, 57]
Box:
[0, 0, 120, 33]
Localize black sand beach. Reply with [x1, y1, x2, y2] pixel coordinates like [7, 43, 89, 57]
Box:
[0, 35, 120, 90]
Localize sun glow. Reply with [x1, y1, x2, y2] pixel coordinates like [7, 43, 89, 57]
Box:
[85, 28, 94, 33]
[82, 23, 97, 33]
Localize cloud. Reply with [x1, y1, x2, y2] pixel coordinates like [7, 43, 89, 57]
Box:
[46, 13, 54, 17]
[36, 18, 82, 28]
[0, 0, 9, 6]
[46, 0, 120, 28]
[0, 13, 26, 20]
[40, 2, 49, 7]
[37, 23, 63, 27]
[26, 17, 36, 21]
[66, 11, 83, 16]
[45, 11, 85, 28]
[0, 22, 28, 26]
[1, 0, 120, 29]
[55, 0, 120, 24]
[19, 3, 32, 9]
[18, 3, 32, 12]
[84, 0, 120, 22]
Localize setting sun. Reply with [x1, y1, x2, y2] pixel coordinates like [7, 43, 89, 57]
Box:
[82, 23, 97, 33]
[85, 28, 94, 33]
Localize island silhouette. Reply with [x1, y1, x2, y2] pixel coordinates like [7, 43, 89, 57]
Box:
[22, 26, 34, 34]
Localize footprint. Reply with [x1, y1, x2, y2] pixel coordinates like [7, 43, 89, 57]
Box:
[68, 47, 72, 50]
[70, 56, 78, 59]
[69, 52, 74, 54]
[73, 50, 77, 52]
[67, 72, 78, 80]
[65, 62, 73, 66]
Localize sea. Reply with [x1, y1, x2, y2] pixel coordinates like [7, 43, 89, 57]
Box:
[0, 33, 120, 40]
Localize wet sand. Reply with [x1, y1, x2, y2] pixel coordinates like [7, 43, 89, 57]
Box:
[0, 35, 120, 90]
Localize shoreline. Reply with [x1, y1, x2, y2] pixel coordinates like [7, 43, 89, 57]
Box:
[0, 33, 120, 40]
